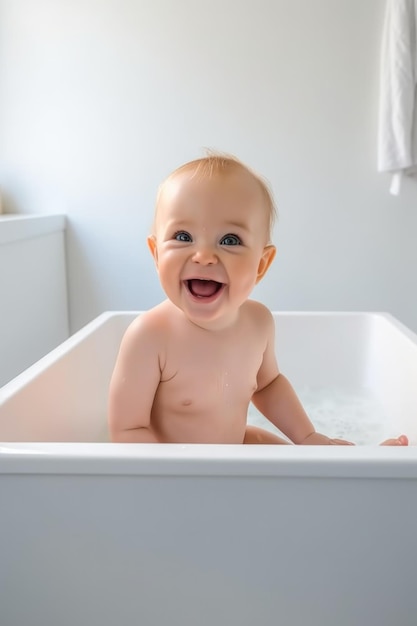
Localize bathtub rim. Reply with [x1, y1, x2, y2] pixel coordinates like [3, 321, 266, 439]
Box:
[0, 442, 416, 479]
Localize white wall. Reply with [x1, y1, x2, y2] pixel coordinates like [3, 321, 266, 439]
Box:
[0, 0, 416, 334]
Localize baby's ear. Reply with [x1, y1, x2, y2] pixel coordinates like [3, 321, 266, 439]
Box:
[256, 245, 276, 283]
[147, 235, 158, 266]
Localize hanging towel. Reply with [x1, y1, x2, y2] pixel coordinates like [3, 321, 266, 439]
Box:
[378, 0, 417, 195]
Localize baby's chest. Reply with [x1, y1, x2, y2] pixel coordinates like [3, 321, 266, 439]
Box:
[161, 343, 264, 403]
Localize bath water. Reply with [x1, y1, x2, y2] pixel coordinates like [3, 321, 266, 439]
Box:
[248, 386, 390, 445]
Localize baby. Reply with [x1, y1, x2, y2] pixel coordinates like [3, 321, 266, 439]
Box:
[108, 153, 408, 446]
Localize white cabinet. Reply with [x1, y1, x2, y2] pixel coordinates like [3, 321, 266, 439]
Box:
[0, 215, 69, 386]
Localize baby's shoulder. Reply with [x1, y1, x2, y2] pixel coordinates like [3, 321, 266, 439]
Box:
[243, 299, 274, 326]
[123, 301, 174, 346]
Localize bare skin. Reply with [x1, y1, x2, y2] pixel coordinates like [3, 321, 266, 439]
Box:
[108, 160, 408, 447]
[109, 300, 408, 446]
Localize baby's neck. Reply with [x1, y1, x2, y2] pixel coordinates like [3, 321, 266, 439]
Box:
[165, 300, 242, 333]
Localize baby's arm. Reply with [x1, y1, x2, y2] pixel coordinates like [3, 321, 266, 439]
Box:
[252, 310, 408, 446]
[108, 314, 162, 443]
[253, 372, 344, 444]
[252, 309, 351, 445]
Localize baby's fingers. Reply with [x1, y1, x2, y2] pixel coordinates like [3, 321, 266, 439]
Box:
[329, 438, 355, 446]
[380, 435, 409, 446]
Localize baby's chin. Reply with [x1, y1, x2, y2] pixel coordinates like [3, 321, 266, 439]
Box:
[180, 306, 240, 332]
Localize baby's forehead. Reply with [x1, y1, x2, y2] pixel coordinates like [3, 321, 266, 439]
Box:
[159, 167, 264, 206]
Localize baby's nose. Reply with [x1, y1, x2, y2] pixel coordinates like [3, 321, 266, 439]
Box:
[192, 245, 218, 265]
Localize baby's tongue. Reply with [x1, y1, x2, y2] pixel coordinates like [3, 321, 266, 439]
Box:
[189, 279, 219, 297]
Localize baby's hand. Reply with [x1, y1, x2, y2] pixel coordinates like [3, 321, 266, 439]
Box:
[301, 432, 354, 445]
[379, 435, 409, 446]
[303, 433, 409, 446]
[329, 435, 410, 446]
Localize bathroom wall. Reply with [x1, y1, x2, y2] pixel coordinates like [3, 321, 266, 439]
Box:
[0, 0, 416, 334]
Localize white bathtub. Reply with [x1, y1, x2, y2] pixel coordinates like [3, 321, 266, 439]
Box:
[1, 311, 417, 626]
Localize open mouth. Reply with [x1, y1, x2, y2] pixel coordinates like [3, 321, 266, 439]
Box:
[185, 279, 224, 299]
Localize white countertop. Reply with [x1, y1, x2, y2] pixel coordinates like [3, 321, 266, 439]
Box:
[0, 214, 66, 244]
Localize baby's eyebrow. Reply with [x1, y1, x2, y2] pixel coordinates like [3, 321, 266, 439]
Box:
[223, 221, 250, 232]
[165, 219, 191, 230]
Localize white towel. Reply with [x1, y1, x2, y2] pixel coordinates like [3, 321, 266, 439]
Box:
[378, 0, 417, 195]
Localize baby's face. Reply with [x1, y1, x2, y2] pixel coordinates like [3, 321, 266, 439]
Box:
[148, 169, 275, 329]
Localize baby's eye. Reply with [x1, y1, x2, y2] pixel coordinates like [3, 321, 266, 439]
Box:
[174, 231, 192, 242]
[220, 234, 241, 246]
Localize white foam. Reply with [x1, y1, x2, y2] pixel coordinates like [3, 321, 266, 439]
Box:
[248, 386, 390, 445]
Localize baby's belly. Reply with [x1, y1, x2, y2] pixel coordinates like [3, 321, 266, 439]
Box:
[152, 372, 258, 443]
[151, 403, 249, 444]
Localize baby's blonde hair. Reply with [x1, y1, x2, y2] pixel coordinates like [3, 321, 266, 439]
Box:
[154, 151, 277, 242]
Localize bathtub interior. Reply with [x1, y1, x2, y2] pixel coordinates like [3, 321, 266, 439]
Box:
[0, 311, 416, 444]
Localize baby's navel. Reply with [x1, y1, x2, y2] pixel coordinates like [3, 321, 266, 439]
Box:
[181, 398, 193, 407]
